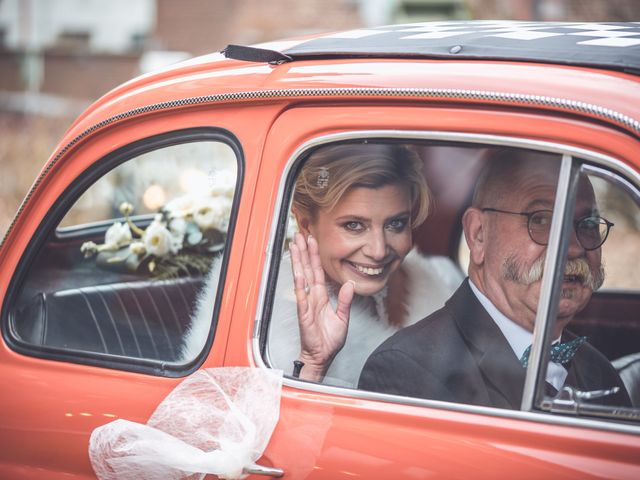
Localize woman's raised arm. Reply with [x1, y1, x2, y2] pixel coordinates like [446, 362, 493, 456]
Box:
[290, 232, 354, 381]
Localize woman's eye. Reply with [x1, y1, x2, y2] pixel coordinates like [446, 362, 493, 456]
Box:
[386, 218, 408, 232]
[344, 221, 364, 232]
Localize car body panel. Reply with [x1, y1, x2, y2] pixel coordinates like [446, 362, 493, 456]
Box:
[229, 104, 640, 478]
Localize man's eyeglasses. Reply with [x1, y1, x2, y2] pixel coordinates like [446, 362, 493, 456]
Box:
[481, 208, 614, 251]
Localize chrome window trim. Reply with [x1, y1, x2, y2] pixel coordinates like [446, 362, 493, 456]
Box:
[252, 129, 640, 437]
[583, 164, 640, 208]
[522, 156, 582, 410]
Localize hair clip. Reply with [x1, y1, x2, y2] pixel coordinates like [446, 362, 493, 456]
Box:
[317, 167, 330, 188]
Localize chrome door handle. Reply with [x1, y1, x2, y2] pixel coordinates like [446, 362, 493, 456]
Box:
[573, 386, 620, 401]
[540, 385, 640, 421]
[243, 463, 284, 477]
[541, 385, 621, 414]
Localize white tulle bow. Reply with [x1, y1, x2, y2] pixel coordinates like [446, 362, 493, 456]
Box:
[89, 367, 283, 480]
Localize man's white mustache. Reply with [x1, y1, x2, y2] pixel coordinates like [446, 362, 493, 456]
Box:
[503, 255, 604, 291]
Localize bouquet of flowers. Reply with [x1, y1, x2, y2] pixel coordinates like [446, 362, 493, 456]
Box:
[80, 184, 233, 279]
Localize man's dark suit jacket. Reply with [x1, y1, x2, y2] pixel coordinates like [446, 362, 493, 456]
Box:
[358, 279, 631, 409]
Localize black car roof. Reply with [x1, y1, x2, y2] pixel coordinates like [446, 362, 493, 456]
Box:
[225, 21, 640, 74]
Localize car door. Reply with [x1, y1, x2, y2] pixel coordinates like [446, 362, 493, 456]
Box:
[0, 102, 286, 478]
[230, 103, 640, 479]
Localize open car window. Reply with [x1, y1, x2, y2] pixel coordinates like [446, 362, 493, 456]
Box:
[262, 137, 639, 425]
[6, 134, 239, 373]
[264, 140, 473, 388]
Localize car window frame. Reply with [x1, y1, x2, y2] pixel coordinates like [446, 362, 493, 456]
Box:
[2, 127, 244, 378]
[254, 129, 640, 437]
[529, 159, 640, 422]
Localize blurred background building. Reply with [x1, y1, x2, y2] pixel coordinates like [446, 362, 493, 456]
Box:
[0, 0, 638, 236]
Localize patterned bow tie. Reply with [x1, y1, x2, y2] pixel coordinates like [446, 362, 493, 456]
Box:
[520, 336, 587, 368]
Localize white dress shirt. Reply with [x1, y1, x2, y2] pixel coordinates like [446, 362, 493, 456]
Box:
[469, 280, 567, 391]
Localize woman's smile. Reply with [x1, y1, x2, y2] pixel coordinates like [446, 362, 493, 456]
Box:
[347, 260, 390, 277]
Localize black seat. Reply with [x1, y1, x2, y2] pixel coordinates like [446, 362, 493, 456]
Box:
[11, 277, 203, 361]
[613, 352, 640, 407]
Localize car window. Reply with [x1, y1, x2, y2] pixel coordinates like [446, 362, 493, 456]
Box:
[262, 138, 639, 424]
[7, 135, 239, 371]
[263, 140, 474, 388]
[536, 163, 640, 416]
[59, 141, 235, 229]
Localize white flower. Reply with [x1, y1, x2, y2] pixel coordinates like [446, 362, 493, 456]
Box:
[143, 221, 175, 257]
[164, 194, 197, 219]
[119, 202, 134, 216]
[171, 229, 185, 252]
[169, 217, 187, 236]
[129, 241, 147, 256]
[80, 241, 98, 257]
[194, 197, 232, 231]
[105, 222, 132, 248]
[208, 169, 236, 198]
[193, 198, 220, 230]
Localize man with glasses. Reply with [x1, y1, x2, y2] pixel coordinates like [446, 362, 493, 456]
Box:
[359, 148, 630, 409]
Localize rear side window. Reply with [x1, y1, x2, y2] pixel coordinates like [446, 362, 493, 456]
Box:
[6, 132, 240, 373]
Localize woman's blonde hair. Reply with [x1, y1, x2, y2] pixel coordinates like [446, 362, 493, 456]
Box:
[293, 143, 431, 228]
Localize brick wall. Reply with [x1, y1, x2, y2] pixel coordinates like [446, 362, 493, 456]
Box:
[42, 51, 140, 99]
[466, 0, 639, 21]
[0, 50, 23, 92]
[0, 49, 140, 100]
[155, 0, 362, 55]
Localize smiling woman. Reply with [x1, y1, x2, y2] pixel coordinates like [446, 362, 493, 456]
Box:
[266, 142, 464, 387]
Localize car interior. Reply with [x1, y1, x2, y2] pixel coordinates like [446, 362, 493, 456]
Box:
[6, 138, 236, 367]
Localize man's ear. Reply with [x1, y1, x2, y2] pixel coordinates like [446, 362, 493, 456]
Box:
[462, 207, 485, 266]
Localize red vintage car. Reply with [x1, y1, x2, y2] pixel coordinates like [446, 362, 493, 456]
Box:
[1, 21, 639, 479]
